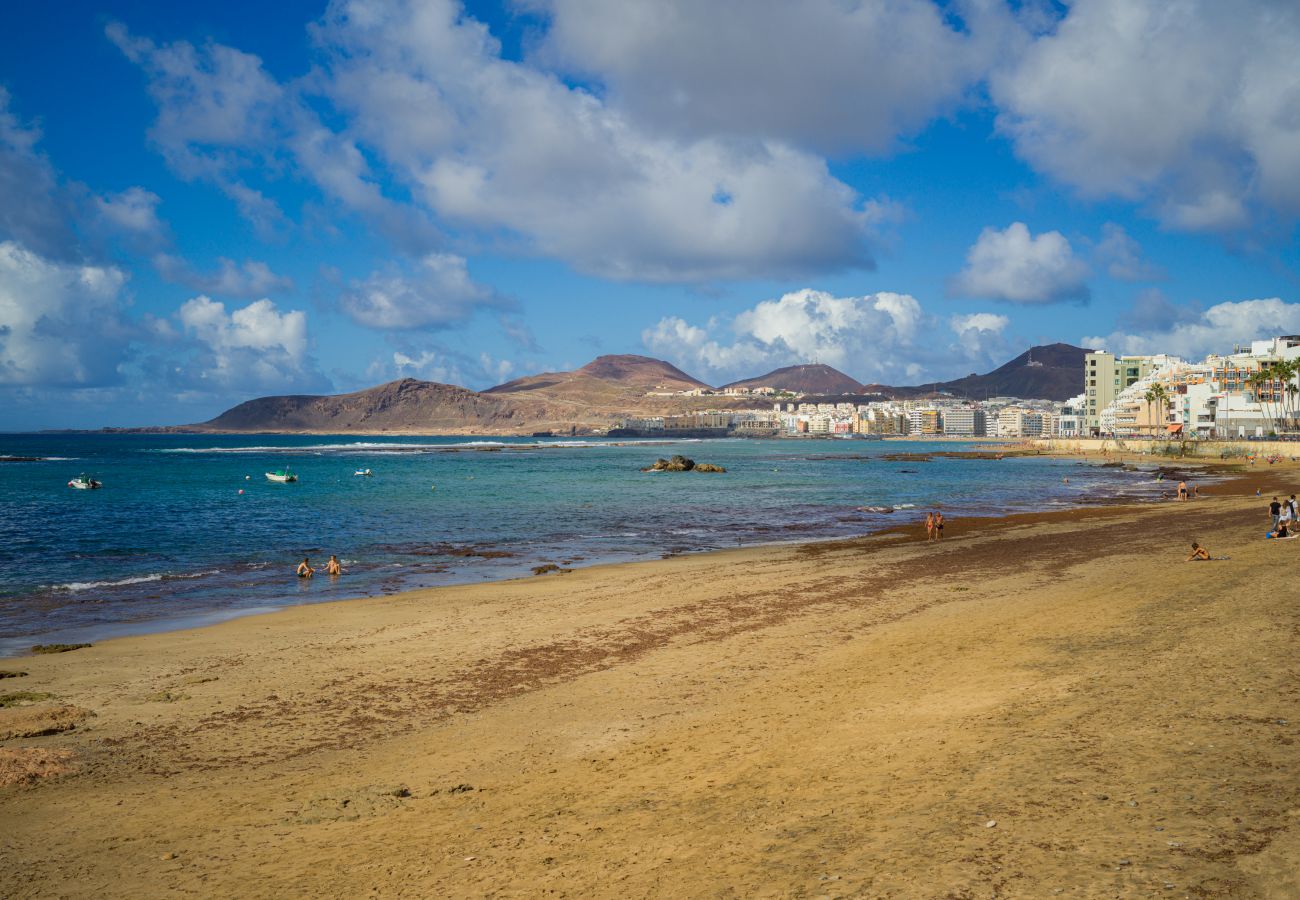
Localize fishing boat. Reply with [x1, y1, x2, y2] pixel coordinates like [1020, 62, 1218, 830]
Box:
[354, 468, 373, 477]
[265, 469, 298, 483]
[68, 474, 102, 490]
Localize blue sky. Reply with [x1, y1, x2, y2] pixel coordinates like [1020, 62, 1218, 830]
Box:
[2, 0, 1299, 429]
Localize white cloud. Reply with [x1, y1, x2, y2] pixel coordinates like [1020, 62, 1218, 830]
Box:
[643, 288, 1011, 386]
[155, 254, 293, 298]
[523, 0, 1007, 155]
[106, 22, 283, 176]
[0, 240, 133, 386]
[950, 222, 1089, 304]
[339, 253, 501, 330]
[112, 3, 885, 282]
[94, 186, 166, 243]
[177, 295, 319, 390]
[991, 0, 1300, 232]
[1093, 223, 1163, 282]
[1084, 298, 1300, 360]
[318, 0, 882, 281]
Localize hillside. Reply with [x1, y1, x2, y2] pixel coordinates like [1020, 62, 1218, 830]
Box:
[186, 355, 731, 434]
[930, 343, 1088, 401]
[197, 379, 529, 433]
[722, 364, 862, 395]
[169, 345, 1087, 434]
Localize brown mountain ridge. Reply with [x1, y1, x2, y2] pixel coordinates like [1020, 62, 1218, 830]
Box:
[160, 346, 1086, 434]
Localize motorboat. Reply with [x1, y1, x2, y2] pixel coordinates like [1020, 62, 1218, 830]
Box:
[354, 468, 373, 477]
[68, 474, 102, 490]
[265, 469, 298, 483]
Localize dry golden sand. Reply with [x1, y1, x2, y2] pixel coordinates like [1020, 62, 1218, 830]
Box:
[2, 468, 1299, 898]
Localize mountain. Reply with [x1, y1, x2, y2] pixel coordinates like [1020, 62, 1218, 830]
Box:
[197, 378, 526, 433]
[486, 354, 709, 398]
[160, 346, 1089, 434]
[928, 343, 1089, 401]
[183, 355, 726, 434]
[721, 364, 863, 395]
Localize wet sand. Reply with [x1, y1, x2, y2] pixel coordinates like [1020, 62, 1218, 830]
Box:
[2, 468, 1299, 897]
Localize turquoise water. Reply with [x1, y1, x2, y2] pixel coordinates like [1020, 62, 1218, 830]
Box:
[0, 434, 1166, 654]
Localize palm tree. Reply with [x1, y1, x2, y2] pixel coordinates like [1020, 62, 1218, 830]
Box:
[1277, 359, 1299, 431]
[1247, 369, 1273, 436]
[1143, 383, 1170, 437]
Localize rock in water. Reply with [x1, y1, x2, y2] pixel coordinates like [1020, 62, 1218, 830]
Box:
[694, 463, 726, 473]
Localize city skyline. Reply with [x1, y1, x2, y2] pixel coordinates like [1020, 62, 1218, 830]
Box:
[3, 0, 1300, 429]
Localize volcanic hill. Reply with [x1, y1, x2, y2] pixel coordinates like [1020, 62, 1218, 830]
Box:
[721, 364, 862, 395]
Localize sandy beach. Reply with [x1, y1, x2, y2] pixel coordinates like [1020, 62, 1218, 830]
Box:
[3, 463, 1300, 897]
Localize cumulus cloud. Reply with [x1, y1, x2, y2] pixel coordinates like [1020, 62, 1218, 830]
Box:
[992, 0, 1300, 232]
[319, 0, 881, 281]
[106, 22, 283, 177]
[0, 241, 133, 386]
[155, 254, 293, 298]
[642, 288, 1011, 386]
[339, 253, 503, 330]
[112, 2, 885, 282]
[950, 312, 1012, 359]
[94, 186, 167, 244]
[1084, 298, 1300, 361]
[176, 295, 322, 390]
[950, 222, 1089, 304]
[522, 0, 1007, 155]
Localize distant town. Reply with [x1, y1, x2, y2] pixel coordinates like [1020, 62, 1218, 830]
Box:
[613, 335, 1300, 440]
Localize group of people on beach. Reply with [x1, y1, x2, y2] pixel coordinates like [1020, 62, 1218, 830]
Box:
[1267, 494, 1300, 539]
[297, 555, 342, 578]
[923, 511, 945, 542]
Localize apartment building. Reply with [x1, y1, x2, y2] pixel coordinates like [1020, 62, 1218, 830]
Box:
[940, 406, 985, 436]
[1083, 352, 1174, 434]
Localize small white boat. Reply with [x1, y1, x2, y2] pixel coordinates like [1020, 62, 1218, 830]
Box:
[354, 468, 373, 477]
[68, 474, 102, 490]
[265, 469, 298, 483]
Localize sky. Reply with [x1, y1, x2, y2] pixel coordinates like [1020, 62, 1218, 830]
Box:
[2, 0, 1300, 429]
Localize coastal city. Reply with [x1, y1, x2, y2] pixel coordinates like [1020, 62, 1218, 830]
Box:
[617, 334, 1300, 440]
[5, 2, 1300, 896]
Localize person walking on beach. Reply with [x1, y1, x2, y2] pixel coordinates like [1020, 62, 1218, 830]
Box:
[924, 511, 935, 542]
[1270, 497, 1282, 531]
[1289, 495, 1299, 520]
[934, 511, 945, 541]
[326, 555, 342, 577]
[1177, 480, 1188, 501]
[297, 557, 315, 578]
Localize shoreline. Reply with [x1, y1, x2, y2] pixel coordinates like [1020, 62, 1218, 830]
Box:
[1, 450, 1244, 658]
[3, 464, 1299, 895]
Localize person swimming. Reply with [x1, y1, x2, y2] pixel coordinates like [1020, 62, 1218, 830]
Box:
[326, 555, 341, 577]
[296, 557, 315, 578]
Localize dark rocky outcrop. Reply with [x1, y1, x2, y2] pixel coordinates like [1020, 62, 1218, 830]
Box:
[642, 456, 726, 473]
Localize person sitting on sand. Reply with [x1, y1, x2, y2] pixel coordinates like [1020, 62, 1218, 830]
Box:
[1186, 543, 1210, 561]
[326, 555, 342, 577]
[296, 557, 315, 578]
[1269, 520, 1290, 539]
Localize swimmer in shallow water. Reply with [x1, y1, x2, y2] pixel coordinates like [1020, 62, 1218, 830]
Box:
[326, 555, 341, 577]
[296, 557, 314, 578]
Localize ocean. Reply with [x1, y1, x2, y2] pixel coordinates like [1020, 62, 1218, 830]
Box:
[0, 433, 1176, 655]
